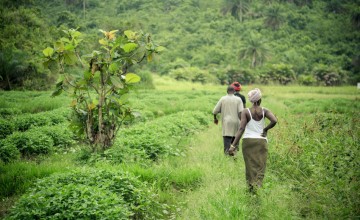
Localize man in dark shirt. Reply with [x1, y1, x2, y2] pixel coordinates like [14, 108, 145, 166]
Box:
[231, 82, 246, 108]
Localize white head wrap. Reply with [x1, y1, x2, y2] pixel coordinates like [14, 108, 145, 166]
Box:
[248, 88, 262, 103]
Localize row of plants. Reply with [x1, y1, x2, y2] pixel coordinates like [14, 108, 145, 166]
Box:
[2, 110, 211, 219]
[5, 168, 166, 220]
[96, 110, 210, 163]
[0, 107, 70, 139]
[0, 123, 75, 163]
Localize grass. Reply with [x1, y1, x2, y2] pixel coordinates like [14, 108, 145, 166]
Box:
[0, 77, 359, 219]
[175, 125, 300, 220]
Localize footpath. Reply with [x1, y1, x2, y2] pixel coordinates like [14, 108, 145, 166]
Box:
[177, 125, 297, 220]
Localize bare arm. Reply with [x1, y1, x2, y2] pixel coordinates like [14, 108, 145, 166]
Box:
[261, 109, 277, 137]
[213, 114, 218, 125]
[231, 110, 248, 146]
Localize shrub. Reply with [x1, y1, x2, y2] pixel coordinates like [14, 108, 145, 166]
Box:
[6, 131, 54, 156]
[0, 119, 14, 139]
[11, 109, 68, 132]
[105, 111, 210, 162]
[6, 169, 164, 220]
[33, 124, 75, 149]
[7, 184, 131, 220]
[298, 74, 316, 86]
[312, 65, 349, 86]
[0, 108, 22, 118]
[13, 114, 51, 131]
[0, 141, 20, 163]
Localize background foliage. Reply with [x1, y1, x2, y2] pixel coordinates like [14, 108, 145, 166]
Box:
[0, 0, 359, 90]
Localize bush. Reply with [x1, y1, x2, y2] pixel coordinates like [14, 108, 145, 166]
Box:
[105, 111, 209, 162]
[313, 65, 349, 86]
[6, 169, 164, 220]
[169, 67, 217, 84]
[12, 109, 68, 132]
[0, 141, 20, 163]
[298, 74, 316, 86]
[6, 131, 54, 156]
[0, 108, 22, 118]
[13, 114, 51, 131]
[0, 119, 14, 139]
[7, 184, 131, 220]
[33, 124, 75, 149]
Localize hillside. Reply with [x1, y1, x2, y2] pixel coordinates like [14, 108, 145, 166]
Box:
[0, 0, 359, 90]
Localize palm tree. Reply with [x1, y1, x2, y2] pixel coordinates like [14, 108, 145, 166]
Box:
[239, 34, 270, 68]
[222, 0, 250, 22]
[264, 4, 284, 30]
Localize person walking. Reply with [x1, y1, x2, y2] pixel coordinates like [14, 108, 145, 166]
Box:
[231, 82, 246, 108]
[229, 88, 277, 193]
[213, 86, 244, 155]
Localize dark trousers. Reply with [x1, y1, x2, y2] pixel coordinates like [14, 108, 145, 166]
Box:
[223, 136, 239, 154]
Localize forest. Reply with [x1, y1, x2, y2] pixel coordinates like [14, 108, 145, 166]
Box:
[0, 0, 360, 90]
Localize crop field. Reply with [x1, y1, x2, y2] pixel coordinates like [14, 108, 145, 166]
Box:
[0, 77, 359, 219]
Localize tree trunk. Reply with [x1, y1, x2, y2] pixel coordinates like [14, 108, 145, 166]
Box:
[251, 51, 256, 68]
[97, 71, 104, 148]
[83, 0, 86, 19]
[6, 74, 11, 90]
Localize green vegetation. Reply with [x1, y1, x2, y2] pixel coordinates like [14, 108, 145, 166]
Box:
[1, 0, 359, 90]
[0, 0, 359, 219]
[0, 80, 359, 219]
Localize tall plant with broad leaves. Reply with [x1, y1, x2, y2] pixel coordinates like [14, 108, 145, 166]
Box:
[42, 29, 163, 151]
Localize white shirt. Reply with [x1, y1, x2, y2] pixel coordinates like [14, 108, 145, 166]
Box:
[243, 108, 267, 141]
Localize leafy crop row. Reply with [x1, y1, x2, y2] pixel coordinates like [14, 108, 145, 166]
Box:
[0, 124, 75, 163]
[0, 108, 70, 139]
[6, 169, 165, 220]
[103, 111, 210, 163]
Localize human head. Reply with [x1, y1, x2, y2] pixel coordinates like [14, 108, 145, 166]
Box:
[227, 86, 235, 94]
[231, 82, 241, 91]
[248, 88, 262, 104]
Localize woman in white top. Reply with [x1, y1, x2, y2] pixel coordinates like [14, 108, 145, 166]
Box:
[229, 88, 277, 193]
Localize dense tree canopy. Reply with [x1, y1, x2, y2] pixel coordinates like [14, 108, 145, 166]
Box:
[0, 0, 359, 89]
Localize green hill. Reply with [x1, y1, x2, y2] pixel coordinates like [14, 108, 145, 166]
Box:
[1, 0, 359, 89]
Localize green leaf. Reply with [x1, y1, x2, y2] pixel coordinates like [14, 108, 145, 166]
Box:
[54, 41, 65, 52]
[43, 60, 59, 73]
[52, 87, 63, 97]
[71, 30, 81, 38]
[43, 47, 54, 57]
[147, 53, 153, 62]
[124, 30, 136, 40]
[125, 73, 141, 83]
[60, 37, 71, 43]
[118, 94, 129, 104]
[64, 51, 77, 65]
[93, 71, 101, 83]
[155, 46, 166, 52]
[110, 76, 124, 88]
[108, 63, 119, 73]
[123, 43, 138, 53]
[84, 71, 92, 80]
[99, 39, 108, 46]
[64, 44, 75, 51]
